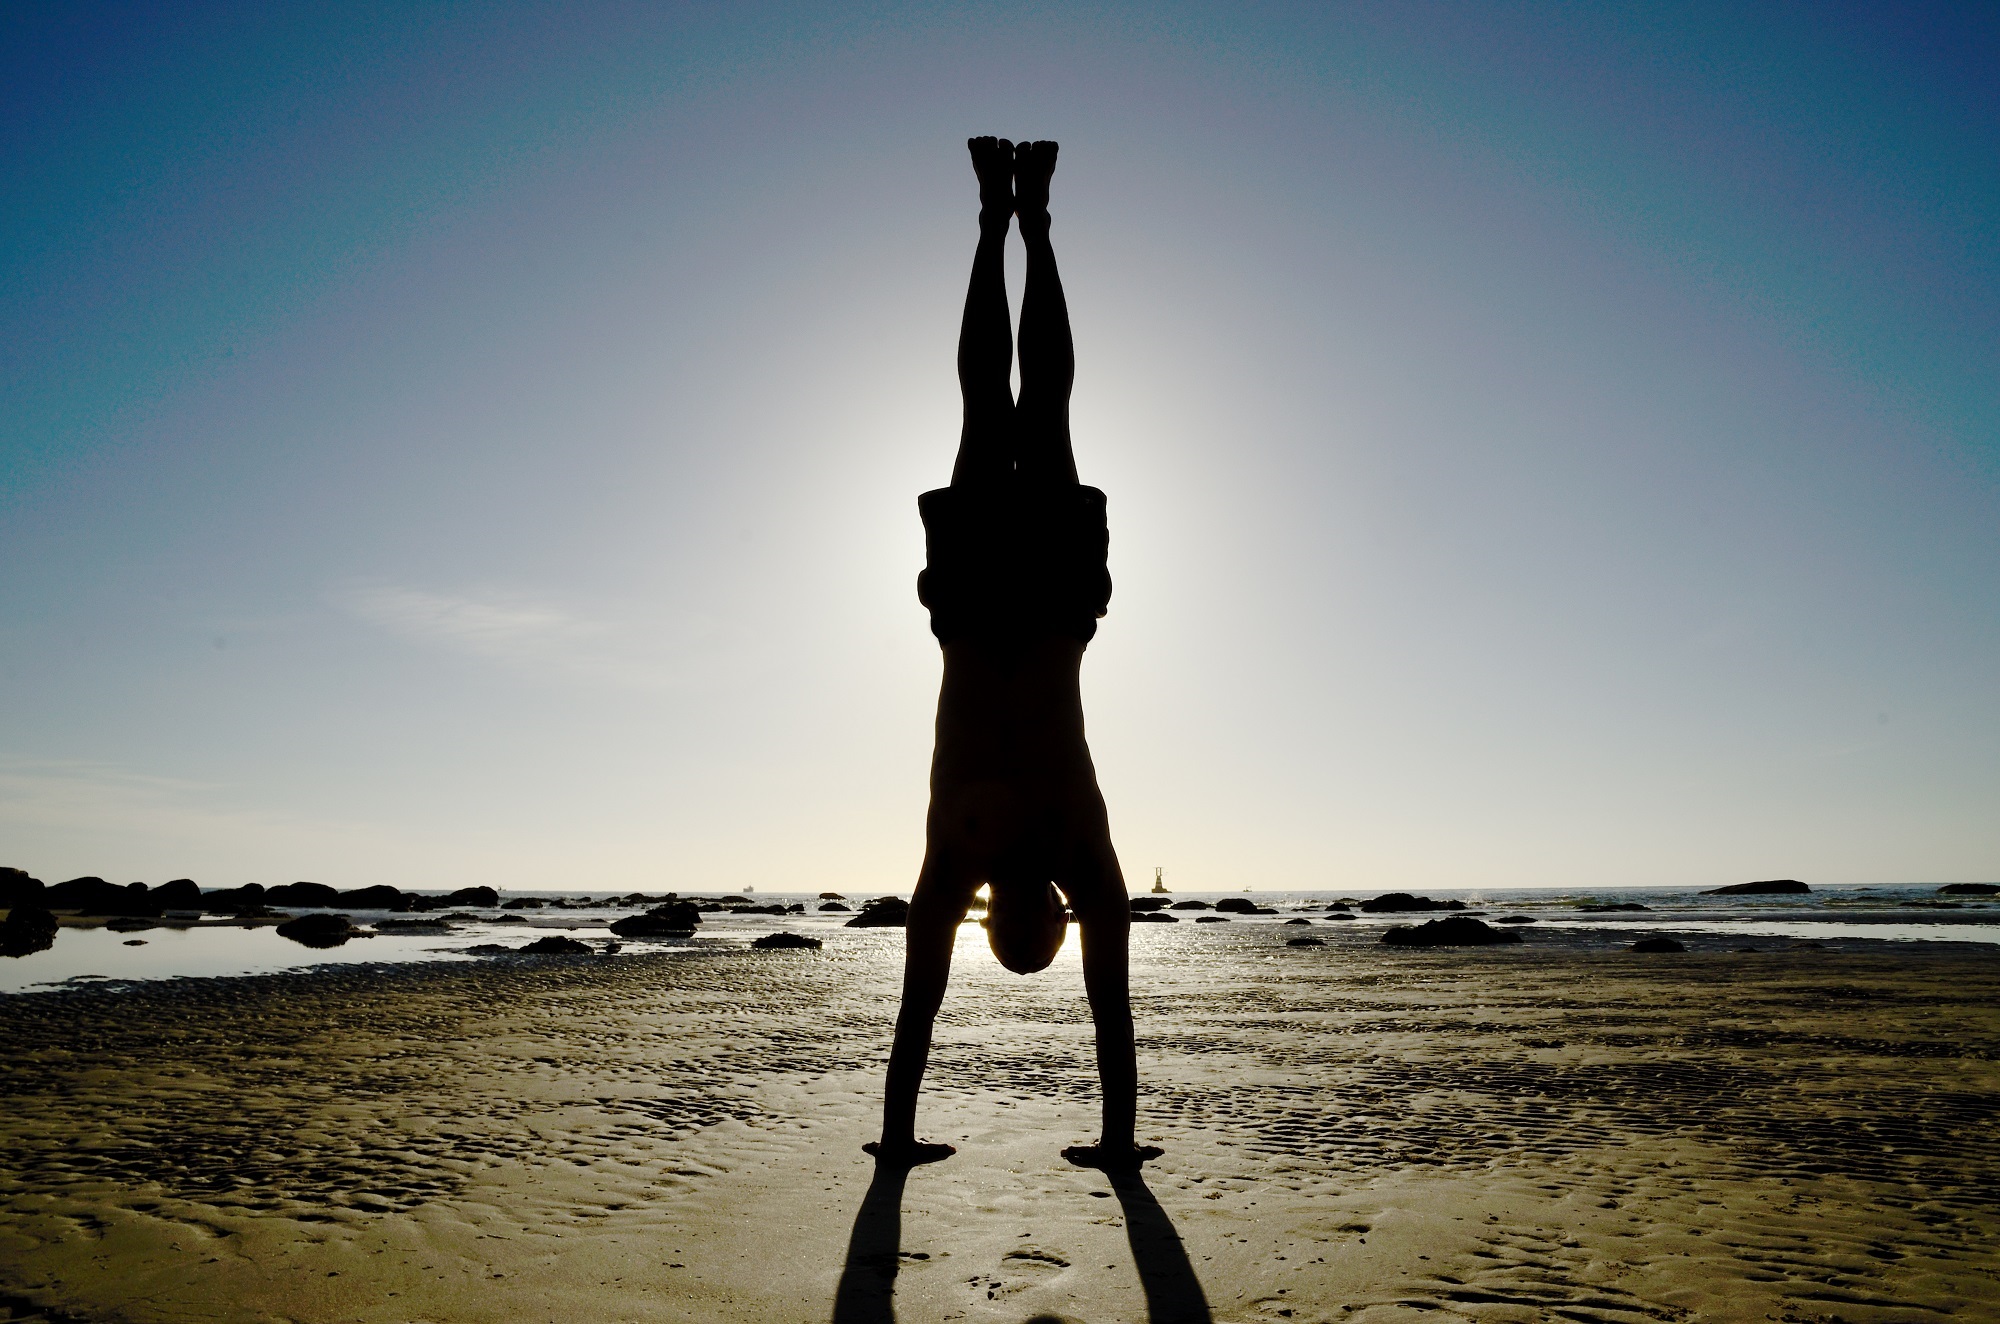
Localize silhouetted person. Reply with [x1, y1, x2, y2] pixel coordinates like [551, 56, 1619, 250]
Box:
[866, 138, 1159, 1170]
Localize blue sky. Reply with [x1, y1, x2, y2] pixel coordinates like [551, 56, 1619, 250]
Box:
[3, 1, 1995, 891]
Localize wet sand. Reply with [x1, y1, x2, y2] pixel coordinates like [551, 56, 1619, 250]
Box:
[1, 927, 1995, 1323]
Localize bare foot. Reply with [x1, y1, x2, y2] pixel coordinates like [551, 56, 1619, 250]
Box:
[967, 136, 1014, 218]
[864, 1139, 958, 1166]
[1014, 139, 1058, 222]
[1061, 1142, 1163, 1170]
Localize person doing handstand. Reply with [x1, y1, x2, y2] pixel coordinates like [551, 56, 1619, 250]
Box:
[865, 137, 1159, 1170]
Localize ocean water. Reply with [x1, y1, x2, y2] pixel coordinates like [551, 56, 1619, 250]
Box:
[1, 882, 1992, 994]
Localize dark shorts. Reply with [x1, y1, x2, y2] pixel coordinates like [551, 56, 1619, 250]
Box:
[918, 482, 1112, 645]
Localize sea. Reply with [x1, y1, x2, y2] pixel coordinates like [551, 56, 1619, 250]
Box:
[2, 881, 1992, 995]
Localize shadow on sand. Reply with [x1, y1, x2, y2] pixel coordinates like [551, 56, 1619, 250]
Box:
[831, 1163, 1212, 1324]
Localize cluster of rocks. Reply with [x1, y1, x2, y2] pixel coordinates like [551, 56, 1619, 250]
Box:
[608, 901, 703, 937]
[1702, 879, 1810, 896]
[1359, 893, 1467, 914]
[1, 903, 58, 958]
[844, 897, 911, 928]
[1380, 916, 1522, 947]
[1938, 883, 1998, 896]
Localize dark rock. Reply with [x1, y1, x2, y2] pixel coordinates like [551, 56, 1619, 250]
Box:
[519, 935, 593, 955]
[1132, 912, 1179, 923]
[609, 901, 703, 936]
[1493, 915, 1536, 924]
[491, 914, 528, 924]
[340, 885, 412, 912]
[1129, 896, 1172, 912]
[0, 906, 59, 957]
[818, 901, 852, 912]
[1322, 911, 1357, 920]
[819, 892, 846, 900]
[44, 876, 162, 916]
[1212, 897, 1270, 914]
[105, 916, 157, 932]
[1360, 893, 1467, 914]
[1939, 883, 1999, 896]
[1380, 917, 1522, 947]
[1286, 937, 1326, 947]
[276, 912, 356, 948]
[1577, 903, 1650, 912]
[785, 903, 806, 913]
[266, 881, 341, 908]
[729, 904, 789, 915]
[466, 943, 514, 954]
[1630, 937, 1687, 953]
[439, 912, 482, 921]
[124, 939, 147, 946]
[151, 878, 202, 908]
[719, 895, 754, 905]
[1283, 918, 1312, 925]
[445, 886, 501, 907]
[0, 867, 46, 908]
[696, 903, 727, 912]
[753, 932, 823, 950]
[1169, 899, 1212, 910]
[200, 883, 267, 913]
[1196, 915, 1231, 923]
[501, 898, 544, 910]
[844, 897, 911, 928]
[1701, 879, 1810, 896]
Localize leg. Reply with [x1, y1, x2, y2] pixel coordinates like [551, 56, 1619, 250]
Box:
[952, 136, 1016, 490]
[1014, 140, 1078, 487]
[1062, 838, 1161, 1167]
[870, 867, 973, 1164]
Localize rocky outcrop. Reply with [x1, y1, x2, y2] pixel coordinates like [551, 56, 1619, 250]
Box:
[1283, 917, 1313, 925]
[818, 901, 852, 912]
[0, 905, 59, 957]
[519, 935, 593, 954]
[819, 892, 846, 900]
[152, 878, 202, 909]
[275, 913, 356, 948]
[1493, 915, 1536, 924]
[0, 867, 45, 908]
[608, 901, 702, 937]
[1132, 912, 1179, 923]
[1286, 937, 1325, 947]
[1214, 898, 1278, 915]
[753, 932, 823, 950]
[265, 881, 341, 907]
[1322, 911, 1357, 921]
[844, 897, 911, 928]
[444, 886, 501, 907]
[1939, 883, 1999, 896]
[1380, 917, 1522, 946]
[1630, 937, 1687, 952]
[339, 885, 412, 911]
[1129, 896, 1172, 912]
[1169, 899, 1212, 910]
[1360, 893, 1466, 914]
[1196, 915, 1230, 923]
[44, 877, 162, 917]
[200, 883, 268, 914]
[1702, 880, 1809, 896]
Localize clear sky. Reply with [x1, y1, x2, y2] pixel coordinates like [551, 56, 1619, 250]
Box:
[3, 1, 1996, 893]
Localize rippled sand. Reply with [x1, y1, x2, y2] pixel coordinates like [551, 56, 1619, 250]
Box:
[1, 926, 1995, 1322]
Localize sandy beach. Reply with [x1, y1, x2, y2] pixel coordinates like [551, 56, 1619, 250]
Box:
[2, 926, 1995, 1323]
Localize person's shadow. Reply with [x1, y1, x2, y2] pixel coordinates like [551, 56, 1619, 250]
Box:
[831, 1163, 1212, 1324]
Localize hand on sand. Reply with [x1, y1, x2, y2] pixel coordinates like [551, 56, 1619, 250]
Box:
[864, 1139, 957, 1167]
[967, 136, 1015, 217]
[1013, 139, 1058, 218]
[1061, 1142, 1164, 1170]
